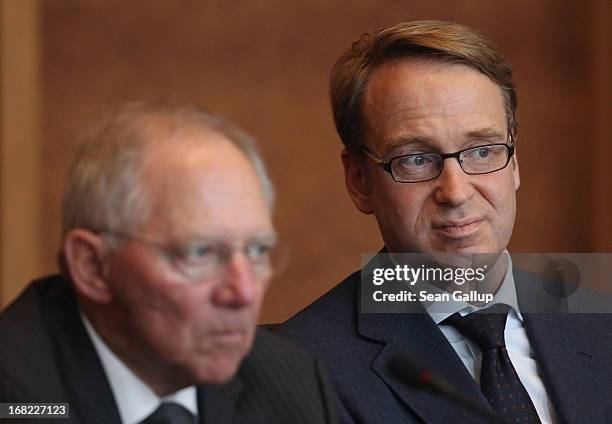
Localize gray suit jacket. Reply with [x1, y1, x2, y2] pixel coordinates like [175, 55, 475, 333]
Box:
[279, 260, 612, 424]
[0, 275, 337, 424]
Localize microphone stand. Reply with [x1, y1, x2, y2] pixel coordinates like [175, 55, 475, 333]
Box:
[388, 353, 510, 424]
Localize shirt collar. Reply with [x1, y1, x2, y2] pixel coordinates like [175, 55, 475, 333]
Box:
[80, 312, 198, 424]
[424, 252, 522, 325]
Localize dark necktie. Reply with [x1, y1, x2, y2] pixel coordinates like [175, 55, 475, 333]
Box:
[443, 304, 542, 423]
[141, 402, 197, 424]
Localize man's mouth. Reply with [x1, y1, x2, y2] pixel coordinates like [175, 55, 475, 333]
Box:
[209, 328, 247, 345]
[432, 219, 483, 238]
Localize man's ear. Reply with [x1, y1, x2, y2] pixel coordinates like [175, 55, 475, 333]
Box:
[341, 148, 374, 214]
[63, 229, 113, 304]
[512, 148, 520, 190]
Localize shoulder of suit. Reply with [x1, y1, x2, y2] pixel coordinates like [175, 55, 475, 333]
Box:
[0, 275, 71, 401]
[514, 267, 612, 313]
[217, 329, 334, 422]
[248, 328, 316, 365]
[276, 270, 360, 342]
[0, 275, 67, 343]
[224, 328, 323, 400]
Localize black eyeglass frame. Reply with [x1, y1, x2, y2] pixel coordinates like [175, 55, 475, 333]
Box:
[360, 135, 516, 183]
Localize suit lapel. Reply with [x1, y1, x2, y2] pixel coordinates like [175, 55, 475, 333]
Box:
[357, 252, 491, 424]
[198, 374, 244, 423]
[45, 279, 122, 424]
[515, 270, 602, 424]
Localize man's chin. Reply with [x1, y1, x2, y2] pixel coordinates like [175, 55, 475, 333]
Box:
[418, 239, 503, 267]
[427, 232, 502, 253]
[192, 353, 246, 385]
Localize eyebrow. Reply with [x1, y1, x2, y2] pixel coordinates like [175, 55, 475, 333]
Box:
[171, 228, 278, 245]
[386, 135, 431, 149]
[384, 127, 507, 155]
[248, 232, 279, 244]
[465, 127, 506, 140]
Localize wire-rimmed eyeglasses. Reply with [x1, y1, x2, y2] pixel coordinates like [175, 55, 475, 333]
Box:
[361, 138, 515, 183]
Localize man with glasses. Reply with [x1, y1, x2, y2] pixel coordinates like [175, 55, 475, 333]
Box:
[0, 103, 336, 423]
[280, 21, 612, 423]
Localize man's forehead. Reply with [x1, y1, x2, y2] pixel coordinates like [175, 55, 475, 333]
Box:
[138, 135, 271, 236]
[366, 58, 501, 109]
[142, 130, 239, 174]
[363, 58, 507, 145]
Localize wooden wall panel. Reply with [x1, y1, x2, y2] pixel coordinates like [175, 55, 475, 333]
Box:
[589, 0, 611, 250]
[0, 0, 41, 307]
[2, 0, 608, 320]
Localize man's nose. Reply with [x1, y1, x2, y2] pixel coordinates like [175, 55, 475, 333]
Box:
[212, 254, 259, 308]
[433, 158, 475, 206]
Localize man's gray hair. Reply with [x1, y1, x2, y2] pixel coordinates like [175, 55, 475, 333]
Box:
[62, 102, 275, 236]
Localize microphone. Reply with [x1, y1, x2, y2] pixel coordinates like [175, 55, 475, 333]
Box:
[388, 352, 509, 424]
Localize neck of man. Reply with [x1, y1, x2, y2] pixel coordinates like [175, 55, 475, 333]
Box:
[80, 301, 189, 397]
[387, 250, 508, 303]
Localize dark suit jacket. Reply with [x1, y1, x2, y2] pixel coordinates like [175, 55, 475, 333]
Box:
[279, 261, 612, 424]
[0, 275, 337, 424]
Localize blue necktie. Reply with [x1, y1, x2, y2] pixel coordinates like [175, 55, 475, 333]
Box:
[444, 304, 541, 423]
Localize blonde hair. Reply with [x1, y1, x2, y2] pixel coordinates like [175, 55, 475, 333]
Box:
[330, 20, 517, 153]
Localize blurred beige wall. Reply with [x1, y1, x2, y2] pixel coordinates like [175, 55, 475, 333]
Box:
[1, 0, 42, 308]
[1, 0, 610, 322]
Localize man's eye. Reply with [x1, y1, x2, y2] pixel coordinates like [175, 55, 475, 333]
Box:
[181, 245, 217, 262]
[476, 147, 490, 158]
[245, 243, 273, 261]
[404, 155, 432, 167]
[465, 145, 503, 161]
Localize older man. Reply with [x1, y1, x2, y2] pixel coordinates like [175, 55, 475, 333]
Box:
[0, 103, 336, 423]
[280, 21, 612, 424]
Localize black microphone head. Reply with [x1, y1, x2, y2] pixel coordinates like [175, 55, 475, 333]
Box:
[388, 352, 509, 424]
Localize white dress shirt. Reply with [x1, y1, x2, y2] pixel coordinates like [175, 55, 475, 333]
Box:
[81, 313, 198, 424]
[424, 254, 556, 424]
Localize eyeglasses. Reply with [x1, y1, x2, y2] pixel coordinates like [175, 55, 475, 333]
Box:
[361, 139, 515, 183]
[101, 230, 281, 281]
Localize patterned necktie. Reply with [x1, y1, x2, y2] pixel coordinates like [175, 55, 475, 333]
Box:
[444, 304, 541, 423]
[141, 402, 197, 424]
